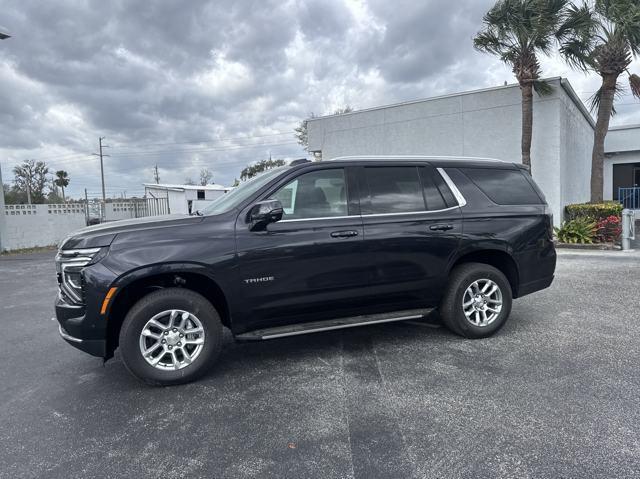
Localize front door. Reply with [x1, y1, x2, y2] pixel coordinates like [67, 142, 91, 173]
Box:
[357, 164, 462, 311]
[233, 166, 368, 332]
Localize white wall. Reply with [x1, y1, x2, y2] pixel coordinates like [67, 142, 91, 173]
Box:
[604, 152, 640, 199]
[307, 78, 592, 225]
[104, 202, 138, 221]
[558, 80, 594, 219]
[603, 125, 640, 202]
[145, 187, 227, 215]
[2, 204, 86, 251]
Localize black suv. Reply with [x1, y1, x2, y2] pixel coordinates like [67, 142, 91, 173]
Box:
[54, 157, 556, 385]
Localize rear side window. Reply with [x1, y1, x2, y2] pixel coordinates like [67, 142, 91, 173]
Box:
[421, 168, 458, 210]
[364, 166, 425, 214]
[460, 168, 542, 205]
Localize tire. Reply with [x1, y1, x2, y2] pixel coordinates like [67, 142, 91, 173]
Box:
[119, 288, 222, 386]
[439, 263, 513, 339]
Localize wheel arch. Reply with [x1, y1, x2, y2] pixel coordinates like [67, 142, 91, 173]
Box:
[449, 248, 520, 298]
[105, 264, 231, 359]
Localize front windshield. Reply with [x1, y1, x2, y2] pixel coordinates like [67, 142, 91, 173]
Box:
[200, 166, 288, 215]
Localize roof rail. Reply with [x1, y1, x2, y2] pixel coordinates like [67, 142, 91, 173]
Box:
[290, 158, 311, 166]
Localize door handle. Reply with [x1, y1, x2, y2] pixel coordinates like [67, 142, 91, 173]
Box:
[429, 224, 454, 231]
[331, 230, 359, 238]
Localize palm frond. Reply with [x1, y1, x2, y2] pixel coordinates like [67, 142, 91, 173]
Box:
[588, 82, 624, 115]
[560, 38, 594, 71]
[533, 79, 554, 96]
[630, 72, 640, 99]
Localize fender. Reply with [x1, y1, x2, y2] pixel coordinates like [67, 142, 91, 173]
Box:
[104, 261, 234, 320]
[448, 241, 515, 270]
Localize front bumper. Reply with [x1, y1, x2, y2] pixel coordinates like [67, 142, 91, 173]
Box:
[58, 323, 106, 357]
[53, 262, 116, 358]
[55, 295, 107, 357]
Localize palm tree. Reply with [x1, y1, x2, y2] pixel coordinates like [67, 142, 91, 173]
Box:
[558, 0, 640, 202]
[54, 170, 70, 203]
[474, 0, 577, 172]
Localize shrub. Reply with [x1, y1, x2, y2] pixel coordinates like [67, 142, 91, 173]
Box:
[554, 218, 597, 244]
[595, 215, 622, 243]
[565, 202, 623, 222]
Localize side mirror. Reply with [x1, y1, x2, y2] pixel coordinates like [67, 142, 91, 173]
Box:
[249, 200, 284, 231]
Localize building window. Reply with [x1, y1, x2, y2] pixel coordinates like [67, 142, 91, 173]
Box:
[197, 190, 205, 200]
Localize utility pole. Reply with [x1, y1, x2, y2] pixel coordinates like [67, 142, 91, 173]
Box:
[84, 188, 89, 225]
[153, 164, 160, 184]
[99, 137, 106, 205]
[92, 137, 109, 221]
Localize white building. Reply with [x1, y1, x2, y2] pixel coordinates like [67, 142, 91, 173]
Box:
[307, 77, 640, 224]
[143, 183, 232, 215]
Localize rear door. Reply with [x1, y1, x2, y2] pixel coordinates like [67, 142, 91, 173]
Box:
[233, 165, 369, 332]
[358, 163, 463, 310]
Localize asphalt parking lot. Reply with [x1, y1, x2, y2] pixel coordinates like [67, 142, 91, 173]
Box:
[1, 250, 639, 479]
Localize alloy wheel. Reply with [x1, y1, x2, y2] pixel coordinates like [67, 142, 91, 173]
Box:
[138, 309, 205, 370]
[462, 279, 503, 327]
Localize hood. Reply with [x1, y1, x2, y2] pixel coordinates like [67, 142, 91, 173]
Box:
[60, 214, 204, 250]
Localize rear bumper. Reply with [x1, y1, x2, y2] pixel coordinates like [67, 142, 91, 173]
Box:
[517, 274, 554, 297]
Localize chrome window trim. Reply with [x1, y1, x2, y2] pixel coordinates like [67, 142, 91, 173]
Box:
[436, 167, 467, 207]
[277, 205, 462, 223]
[279, 215, 357, 223]
[361, 206, 459, 218]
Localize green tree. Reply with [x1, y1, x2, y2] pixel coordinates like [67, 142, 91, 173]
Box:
[558, 0, 640, 202]
[12, 159, 50, 204]
[240, 158, 287, 181]
[474, 0, 580, 172]
[54, 170, 70, 203]
[294, 106, 353, 160]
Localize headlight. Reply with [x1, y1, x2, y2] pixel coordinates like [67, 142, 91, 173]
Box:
[55, 247, 108, 304]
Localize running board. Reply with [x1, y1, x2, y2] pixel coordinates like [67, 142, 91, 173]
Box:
[235, 308, 434, 341]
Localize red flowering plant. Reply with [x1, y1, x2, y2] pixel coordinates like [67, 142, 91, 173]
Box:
[595, 215, 622, 243]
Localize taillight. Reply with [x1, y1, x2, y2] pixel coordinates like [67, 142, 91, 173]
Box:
[544, 205, 554, 239]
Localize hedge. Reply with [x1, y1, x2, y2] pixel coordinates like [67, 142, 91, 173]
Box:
[564, 202, 623, 222]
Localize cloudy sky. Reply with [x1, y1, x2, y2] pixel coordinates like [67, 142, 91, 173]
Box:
[1, 0, 639, 199]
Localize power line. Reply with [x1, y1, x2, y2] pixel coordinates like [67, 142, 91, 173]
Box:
[1, 131, 296, 164]
[109, 131, 293, 149]
[2, 140, 301, 167]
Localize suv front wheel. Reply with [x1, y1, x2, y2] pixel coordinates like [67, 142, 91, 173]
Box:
[440, 263, 513, 339]
[119, 288, 223, 386]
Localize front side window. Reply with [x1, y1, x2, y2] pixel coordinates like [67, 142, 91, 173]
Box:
[270, 168, 347, 220]
[365, 166, 426, 214]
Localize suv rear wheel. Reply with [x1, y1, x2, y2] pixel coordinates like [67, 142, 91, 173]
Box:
[440, 263, 512, 338]
[119, 288, 222, 386]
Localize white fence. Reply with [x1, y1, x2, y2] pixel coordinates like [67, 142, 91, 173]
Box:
[2, 204, 86, 251]
[104, 198, 170, 221]
[0, 198, 172, 252]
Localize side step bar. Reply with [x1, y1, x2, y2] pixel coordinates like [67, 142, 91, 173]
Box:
[235, 308, 434, 341]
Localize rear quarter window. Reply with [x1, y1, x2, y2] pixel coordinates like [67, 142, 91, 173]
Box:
[460, 168, 543, 205]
